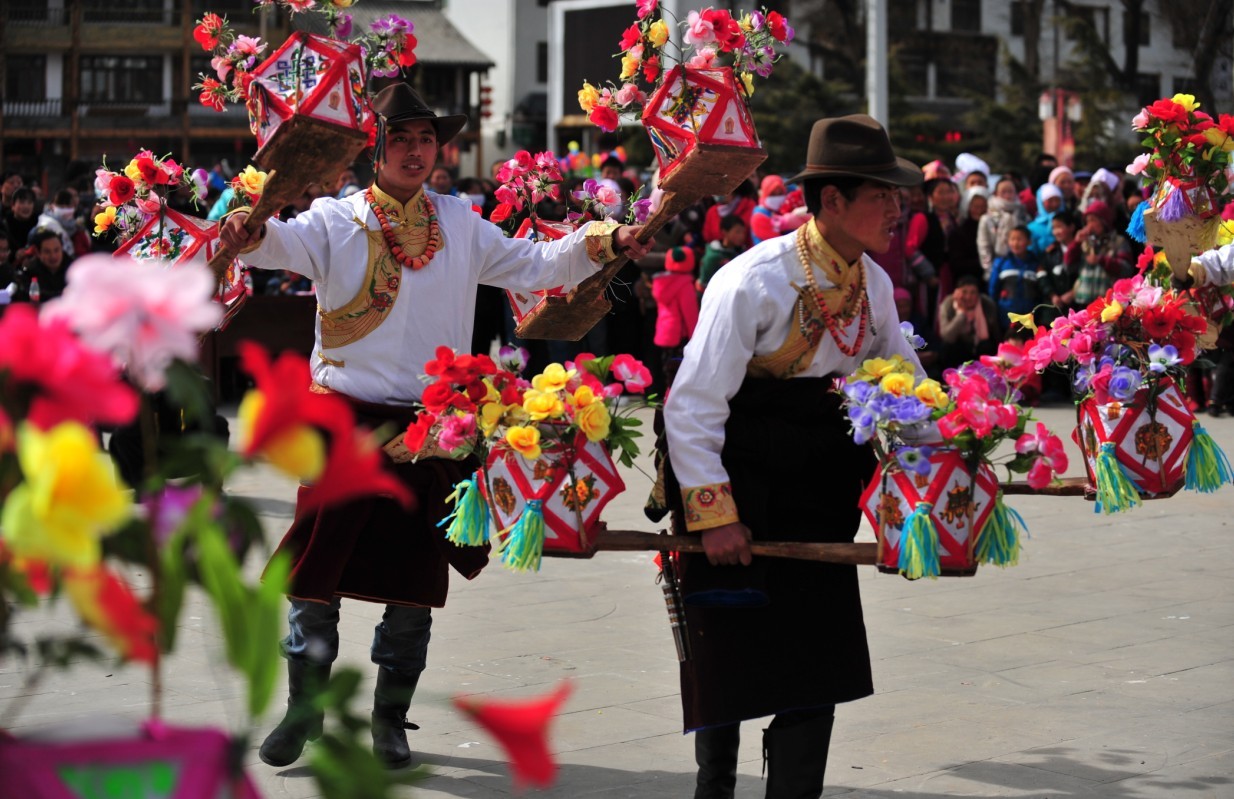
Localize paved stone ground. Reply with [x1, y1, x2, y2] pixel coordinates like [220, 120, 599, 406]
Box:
[3, 405, 1233, 798]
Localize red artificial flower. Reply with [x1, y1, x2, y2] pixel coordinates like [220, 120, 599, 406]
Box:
[453, 681, 573, 790]
[1144, 98, 1189, 126]
[619, 23, 642, 52]
[193, 13, 224, 51]
[421, 379, 467, 414]
[133, 155, 165, 186]
[1184, 133, 1210, 148]
[404, 411, 437, 453]
[702, 9, 744, 52]
[1140, 306, 1176, 339]
[236, 342, 351, 457]
[1215, 113, 1234, 137]
[766, 11, 790, 42]
[0, 305, 138, 430]
[589, 105, 619, 133]
[108, 174, 136, 206]
[299, 425, 414, 513]
[65, 566, 159, 665]
[398, 33, 418, 67]
[642, 55, 660, 83]
[490, 202, 514, 224]
[199, 78, 226, 111]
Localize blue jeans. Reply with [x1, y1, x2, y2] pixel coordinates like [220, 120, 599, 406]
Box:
[282, 598, 432, 679]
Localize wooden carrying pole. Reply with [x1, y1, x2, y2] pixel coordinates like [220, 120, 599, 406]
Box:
[590, 529, 877, 566]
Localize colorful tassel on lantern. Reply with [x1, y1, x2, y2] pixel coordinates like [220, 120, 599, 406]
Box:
[1185, 421, 1234, 493]
[976, 492, 1026, 567]
[498, 499, 545, 572]
[1156, 185, 1189, 223]
[897, 501, 940, 580]
[1093, 441, 1143, 514]
[438, 473, 491, 546]
[1126, 200, 1147, 243]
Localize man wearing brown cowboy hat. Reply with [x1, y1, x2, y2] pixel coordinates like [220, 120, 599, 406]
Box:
[220, 82, 649, 770]
[661, 114, 925, 798]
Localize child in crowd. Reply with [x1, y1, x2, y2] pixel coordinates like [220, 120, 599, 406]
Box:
[698, 214, 746, 293]
[1041, 209, 1082, 311]
[1072, 200, 1134, 307]
[977, 175, 1029, 282]
[988, 225, 1043, 334]
[651, 247, 700, 385]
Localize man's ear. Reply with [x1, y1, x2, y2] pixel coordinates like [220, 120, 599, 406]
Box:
[818, 185, 843, 216]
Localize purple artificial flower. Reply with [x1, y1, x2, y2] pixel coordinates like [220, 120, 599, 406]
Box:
[1108, 365, 1142, 402]
[143, 484, 206, 547]
[900, 321, 926, 350]
[630, 196, 653, 224]
[895, 445, 934, 476]
[371, 14, 411, 36]
[497, 345, 530, 374]
[888, 396, 933, 426]
[334, 13, 353, 39]
[843, 379, 877, 404]
[1146, 343, 1181, 374]
[1073, 363, 1096, 394]
[848, 407, 877, 445]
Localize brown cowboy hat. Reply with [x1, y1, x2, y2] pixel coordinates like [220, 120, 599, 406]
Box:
[789, 114, 922, 187]
[372, 83, 468, 145]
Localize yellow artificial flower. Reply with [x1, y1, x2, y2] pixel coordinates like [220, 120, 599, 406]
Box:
[575, 400, 611, 443]
[123, 159, 143, 182]
[479, 402, 510, 437]
[1100, 300, 1124, 323]
[523, 388, 565, 421]
[0, 422, 130, 569]
[914, 378, 949, 408]
[853, 355, 914, 383]
[1171, 93, 1200, 112]
[1217, 220, 1234, 248]
[578, 82, 600, 113]
[738, 13, 754, 32]
[1204, 126, 1234, 153]
[532, 363, 575, 393]
[93, 206, 118, 234]
[1006, 311, 1037, 333]
[237, 391, 326, 481]
[572, 384, 598, 408]
[234, 165, 267, 199]
[879, 372, 915, 397]
[620, 54, 640, 81]
[329, 0, 356, 7]
[740, 72, 755, 97]
[647, 19, 669, 48]
[506, 425, 542, 460]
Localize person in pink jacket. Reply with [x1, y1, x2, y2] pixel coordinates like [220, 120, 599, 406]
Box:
[652, 246, 700, 382]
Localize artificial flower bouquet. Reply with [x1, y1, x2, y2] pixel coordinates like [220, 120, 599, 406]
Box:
[1023, 269, 1233, 512]
[405, 346, 656, 570]
[843, 332, 1069, 580]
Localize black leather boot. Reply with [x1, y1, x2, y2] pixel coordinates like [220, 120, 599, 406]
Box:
[259, 659, 331, 767]
[694, 723, 741, 799]
[371, 667, 421, 769]
[762, 711, 835, 799]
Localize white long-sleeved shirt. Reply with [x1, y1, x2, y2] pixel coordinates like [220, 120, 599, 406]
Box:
[242, 189, 604, 405]
[1197, 242, 1234, 287]
[663, 231, 923, 530]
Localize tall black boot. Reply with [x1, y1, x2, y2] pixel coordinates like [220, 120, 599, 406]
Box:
[762, 711, 834, 799]
[694, 723, 741, 799]
[371, 666, 421, 769]
[259, 659, 331, 767]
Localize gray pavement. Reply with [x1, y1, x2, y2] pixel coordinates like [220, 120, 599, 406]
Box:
[3, 404, 1233, 797]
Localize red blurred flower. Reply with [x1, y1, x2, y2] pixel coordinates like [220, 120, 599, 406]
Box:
[300, 426, 414, 512]
[642, 55, 660, 83]
[108, 175, 136, 206]
[1144, 98, 1188, 126]
[766, 11, 791, 42]
[236, 342, 350, 456]
[453, 681, 573, 789]
[193, 12, 224, 50]
[65, 566, 159, 664]
[589, 105, 619, 133]
[619, 23, 642, 52]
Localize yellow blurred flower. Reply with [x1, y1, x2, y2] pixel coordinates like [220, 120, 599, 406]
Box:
[1172, 93, 1199, 112]
[523, 388, 565, 421]
[480, 402, 511, 437]
[237, 391, 326, 481]
[532, 363, 575, 393]
[94, 206, 118, 234]
[1006, 311, 1037, 333]
[740, 72, 755, 96]
[329, 0, 356, 7]
[506, 425, 542, 460]
[578, 82, 600, 113]
[1204, 126, 1234, 153]
[572, 385, 599, 408]
[575, 401, 611, 443]
[647, 19, 669, 48]
[620, 55, 640, 81]
[234, 165, 267, 199]
[880, 372, 915, 397]
[1100, 300, 1124, 323]
[0, 422, 130, 569]
[915, 379, 949, 408]
[853, 355, 913, 383]
[123, 159, 143, 182]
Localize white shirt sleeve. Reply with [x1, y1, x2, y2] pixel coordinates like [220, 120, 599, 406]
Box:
[469, 208, 602, 292]
[241, 197, 342, 284]
[1197, 242, 1234, 287]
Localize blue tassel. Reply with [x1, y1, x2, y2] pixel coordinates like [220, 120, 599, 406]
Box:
[497, 499, 545, 572]
[1126, 200, 1147, 243]
[897, 501, 940, 580]
[1093, 441, 1143, 514]
[1185, 421, 1234, 493]
[438, 474, 491, 547]
[976, 492, 1026, 567]
[1156, 184, 1188, 223]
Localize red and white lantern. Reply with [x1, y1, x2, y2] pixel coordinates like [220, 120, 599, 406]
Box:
[504, 218, 576, 325]
[482, 430, 626, 555]
[1075, 378, 1194, 497]
[860, 449, 999, 577]
[641, 66, 760, 183]
[245, 32, 373, 159]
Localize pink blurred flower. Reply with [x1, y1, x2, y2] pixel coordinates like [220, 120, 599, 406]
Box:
[611, 354, 652, 394]
[684, 10, 716, 46]
[1025, 457, 1055, 489]
[437, 412, 476, 453]
[615, 83, 646, 107]
[1126, 153, 1151, 175]
[43, 254, 222, 392]
[636, 0, 658, 19]
[687, 48, 718, 69]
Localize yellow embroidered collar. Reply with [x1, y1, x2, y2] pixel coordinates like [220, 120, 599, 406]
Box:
[371, 183, 428, 226]
[366, 184, 443, 270]
[797, 219, 866, 322]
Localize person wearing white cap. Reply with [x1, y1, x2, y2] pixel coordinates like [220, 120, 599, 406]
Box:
[1048, 165, 1078, 211]
[1080, 167, 1122, 213]
[955, 152, 990, 191]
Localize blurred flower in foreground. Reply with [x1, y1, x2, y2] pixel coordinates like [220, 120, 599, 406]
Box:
[64, 566, 159, 664]
[453, 681, 573, 790]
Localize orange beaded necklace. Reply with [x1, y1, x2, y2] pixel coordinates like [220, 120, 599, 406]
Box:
[366, 187, 442, 271]
[795, 222, 871, 357]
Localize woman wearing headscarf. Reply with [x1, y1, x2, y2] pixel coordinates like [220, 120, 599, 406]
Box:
[950, 185, 988, 288]
[1048, 165, 1078, 212]
[978, 175, 1030, 282]
[1027, 182, 1064, 258]
[749, 175, 808, 245]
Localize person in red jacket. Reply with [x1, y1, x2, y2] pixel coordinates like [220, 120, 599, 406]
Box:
[652, 246, 700, 384]
[701, 180, 756, 247]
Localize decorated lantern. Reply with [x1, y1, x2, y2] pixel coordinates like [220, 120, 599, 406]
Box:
[640, 66, 766, 193]
[1075, 378, 1195, 503]
[505, 218, 576, 326]
[245, 31, 373, 167]
[0, 721, 260, 799]
[482, 429, 626, 561]
[113, 207, 249, 330]
[860, 449, 999, 579]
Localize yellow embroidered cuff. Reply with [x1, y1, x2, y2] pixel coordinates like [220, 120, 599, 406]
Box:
[680, 483, 739, 532]
[584, 219, 622, 264]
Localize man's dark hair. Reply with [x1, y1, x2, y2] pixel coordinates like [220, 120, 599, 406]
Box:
[54, 188, 75, 207]
[719, 213, 746, 232]
[956, 274, 981, 289]
[12, 187, 35, 203]
[803, 176, 867, 216]
[733, 179, 758, 200]
[1010, 224, 1031, 238]
[31, 228, 61, 249]
[1052, 209, 1080, 229]
[600, 155, 624, 172]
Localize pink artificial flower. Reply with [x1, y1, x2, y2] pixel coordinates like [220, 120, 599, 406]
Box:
[1126, 153, 1151, 176]
[1016, 421, 1068, 471]
[684, 10, 716, 47]
[687, 48, 718, 69]
[0, 304, 138, 430]
[1131, 282, 1163, 309]
[231, 35, 264, 57]
[1025, 457, 1055, 490]
[211, 54, 233, 82]
[611, 354, 652, 394]
[94, 168, 114, 196]
[284, 0, 316, 11]
[636, 0, 658, 20]
[42, 254, 223, 392]
[136, 196, 163, 215]
[980, 341, 1034, 388]
[615, 83, 645, 107]
[437, 413, 476, 453]
[1025, 329, 1069, 372]
[494, 183, 521, 210]
[592, 182, 621, 210]
[1131, 110, 1150, 130]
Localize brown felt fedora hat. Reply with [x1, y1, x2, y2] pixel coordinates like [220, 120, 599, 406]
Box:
[789, 114, 922, 187]
[373, 83, 468, 145]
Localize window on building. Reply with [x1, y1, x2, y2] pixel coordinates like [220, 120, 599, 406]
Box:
[1123, 9, 1150, 46]
[84, 0, 167, 23]
[537, 42, 549, 85]
[10, 0, 67, 24]
[950, 0, 982, 33]
[80, 55, 163, 104]
[1134, 73, 1160, 108]
[6, 55, 47, 102]
[1172, 76, 1200, 98]
[1010, 1, 1026, 36]
[889, 0, 918, 39]
[1066, 4, 1109, 44]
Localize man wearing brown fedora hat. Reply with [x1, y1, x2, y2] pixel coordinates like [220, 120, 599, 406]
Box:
[661, 115, 926, 798]
[220, 82, 649, 771]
